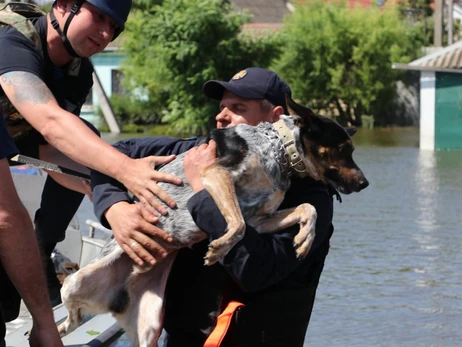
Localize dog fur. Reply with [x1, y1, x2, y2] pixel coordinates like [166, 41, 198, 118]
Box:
[58, 96, 368, 346]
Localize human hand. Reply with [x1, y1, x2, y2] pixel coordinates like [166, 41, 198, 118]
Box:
[184, 140, 217, 192]
[105, 201, 173, 266]
[118, 155, 183, 215]
[82, 179, 92, 201]
[29, 323, 63, 347]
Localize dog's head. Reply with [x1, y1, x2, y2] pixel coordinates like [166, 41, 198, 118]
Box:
[286, 95, 369, 194]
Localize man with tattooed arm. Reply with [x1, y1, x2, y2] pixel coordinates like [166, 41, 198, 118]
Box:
[0, 1, 176, 345]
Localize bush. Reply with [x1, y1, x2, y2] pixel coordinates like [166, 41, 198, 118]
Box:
[122, 0, 281, 135]
[273, 0, 422, 126]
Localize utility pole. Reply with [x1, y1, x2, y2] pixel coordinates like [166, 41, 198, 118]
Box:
[448, 0, 454, 45]
[434, 0, 443, 47]
[92, 71, 121, 134]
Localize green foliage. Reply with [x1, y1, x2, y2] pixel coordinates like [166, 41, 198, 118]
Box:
[33, 1, 53, 13]
[131, 0, 164, 11]
[122, 0, 280, 135]
[274, 0, 421, 126]
[96, 94, 163, 131]
[398, 0, 461, 47]
[398, 0, 433, 18]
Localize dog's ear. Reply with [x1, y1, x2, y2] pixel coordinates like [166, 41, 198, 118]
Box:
[344, 127, 357, 137]
[285, 94, 321, 133]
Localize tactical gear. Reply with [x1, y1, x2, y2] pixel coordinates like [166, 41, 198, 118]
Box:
[0, 2, 44, 53]
[0, 2, 45, 141]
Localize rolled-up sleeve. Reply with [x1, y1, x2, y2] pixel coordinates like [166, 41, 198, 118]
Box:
[91, 136, 204, 227]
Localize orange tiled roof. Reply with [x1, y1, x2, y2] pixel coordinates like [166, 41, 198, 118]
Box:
[231, 0, 291, 23]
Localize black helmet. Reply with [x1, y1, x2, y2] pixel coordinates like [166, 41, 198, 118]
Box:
[86, 0, 132, 40]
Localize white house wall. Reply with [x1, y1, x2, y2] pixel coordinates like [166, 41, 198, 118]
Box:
[90, 53, 124, 109]
[419, 71, 436, 150]
[91, 63, 118, 108]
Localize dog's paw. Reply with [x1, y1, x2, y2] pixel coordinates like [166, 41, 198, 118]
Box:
[57, 321, 70, 337]
[294, 229, 315, 259]
[204, 240, 227, 266]
[293, 203, 317, 259]
[204, 252, 219, 266]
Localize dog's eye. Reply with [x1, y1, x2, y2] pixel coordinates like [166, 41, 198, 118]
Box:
[339, 143, 353, 153]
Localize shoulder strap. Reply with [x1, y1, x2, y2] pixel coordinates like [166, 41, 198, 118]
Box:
[0, 2, 45, 57]
[0, 3, 46, 141]
[203, 301, 244, 347]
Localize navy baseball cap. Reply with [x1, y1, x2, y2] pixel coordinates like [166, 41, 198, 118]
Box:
[202, 67, 292, 114]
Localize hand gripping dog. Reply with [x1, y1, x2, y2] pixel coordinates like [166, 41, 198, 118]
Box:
[58, 96, 369, 346]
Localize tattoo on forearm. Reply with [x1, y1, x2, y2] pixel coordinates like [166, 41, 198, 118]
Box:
[1, 72, 53, 104]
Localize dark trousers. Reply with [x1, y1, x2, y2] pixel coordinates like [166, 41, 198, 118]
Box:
[32, 118, 98, 294]
[34, 176, 84, 302]
[1, 309, 5, 347]
[34, 175, 84, 245]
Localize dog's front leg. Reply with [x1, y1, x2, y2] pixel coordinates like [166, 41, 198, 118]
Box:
[201, 163, 245, 265]
[253, 203, 317, 259]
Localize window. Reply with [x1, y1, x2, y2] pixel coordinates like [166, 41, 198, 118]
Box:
[111, 69, 126, 96]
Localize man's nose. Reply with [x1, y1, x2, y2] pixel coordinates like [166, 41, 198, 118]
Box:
[99, 23, 114, 41]
[216, 108, 230, 123]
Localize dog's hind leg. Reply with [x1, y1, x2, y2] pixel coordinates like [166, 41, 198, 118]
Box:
[57, 306, 82, 337]
[58, 247, 132, 336]
[116, 252, 177, 347]
[200, 163, 246, 265]
[253, 203, 317, 259]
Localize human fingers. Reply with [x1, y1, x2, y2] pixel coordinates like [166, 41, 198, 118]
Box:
[142, 178, 181, 213]
[122, 156, 180, 210]
[115, 229, 156, 266]
[130, 231, 169, 263]
[107, 203, 158, 265]
[122, 225, 169, 266]
[184, 142, 217, 191]
[207, 139, 217, 152]
[82, 179, 93, 201]
[138, 203, 160, 224]
[132, 216, 173, 243]
[120, 241, 146, 266]
[145, 155, 183, 185]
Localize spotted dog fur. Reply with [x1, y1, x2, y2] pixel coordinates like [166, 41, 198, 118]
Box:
[58, 96, 369, 346]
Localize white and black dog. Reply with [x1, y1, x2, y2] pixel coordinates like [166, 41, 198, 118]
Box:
[58, 96, 368, 346]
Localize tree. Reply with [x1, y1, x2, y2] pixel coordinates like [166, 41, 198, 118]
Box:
[122, 0, 280, 135]
[398, 0, 433, 18]
[273, 0, 421, 126]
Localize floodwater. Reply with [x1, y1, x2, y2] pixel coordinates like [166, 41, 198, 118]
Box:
[76, 127, 462, 346]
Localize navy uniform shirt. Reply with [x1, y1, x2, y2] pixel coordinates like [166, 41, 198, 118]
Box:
[91, 135, 335, 346]
[0, 116, 17, 160]
[0, 15, 93, 154]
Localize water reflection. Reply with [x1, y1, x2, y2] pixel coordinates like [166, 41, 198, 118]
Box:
[307, 142, 462, 346]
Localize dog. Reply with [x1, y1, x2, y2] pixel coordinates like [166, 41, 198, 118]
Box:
[58, 96, 369, 346]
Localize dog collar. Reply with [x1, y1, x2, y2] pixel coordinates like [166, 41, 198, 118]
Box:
[273, 119, 309, 178]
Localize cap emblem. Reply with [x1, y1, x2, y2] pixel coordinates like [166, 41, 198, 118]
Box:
[232, 70, 247, 80]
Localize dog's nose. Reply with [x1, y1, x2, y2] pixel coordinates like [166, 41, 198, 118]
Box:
[358, 178, 369, 190]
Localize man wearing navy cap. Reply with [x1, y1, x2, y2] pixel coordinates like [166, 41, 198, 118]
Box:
[91, 67, 335, 346]
[203, 67, 292, 114]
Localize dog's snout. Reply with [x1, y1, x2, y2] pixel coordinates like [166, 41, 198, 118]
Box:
[358, 178, 369, 190]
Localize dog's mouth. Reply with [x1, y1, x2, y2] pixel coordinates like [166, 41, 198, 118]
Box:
[324, 168, 369, 194]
